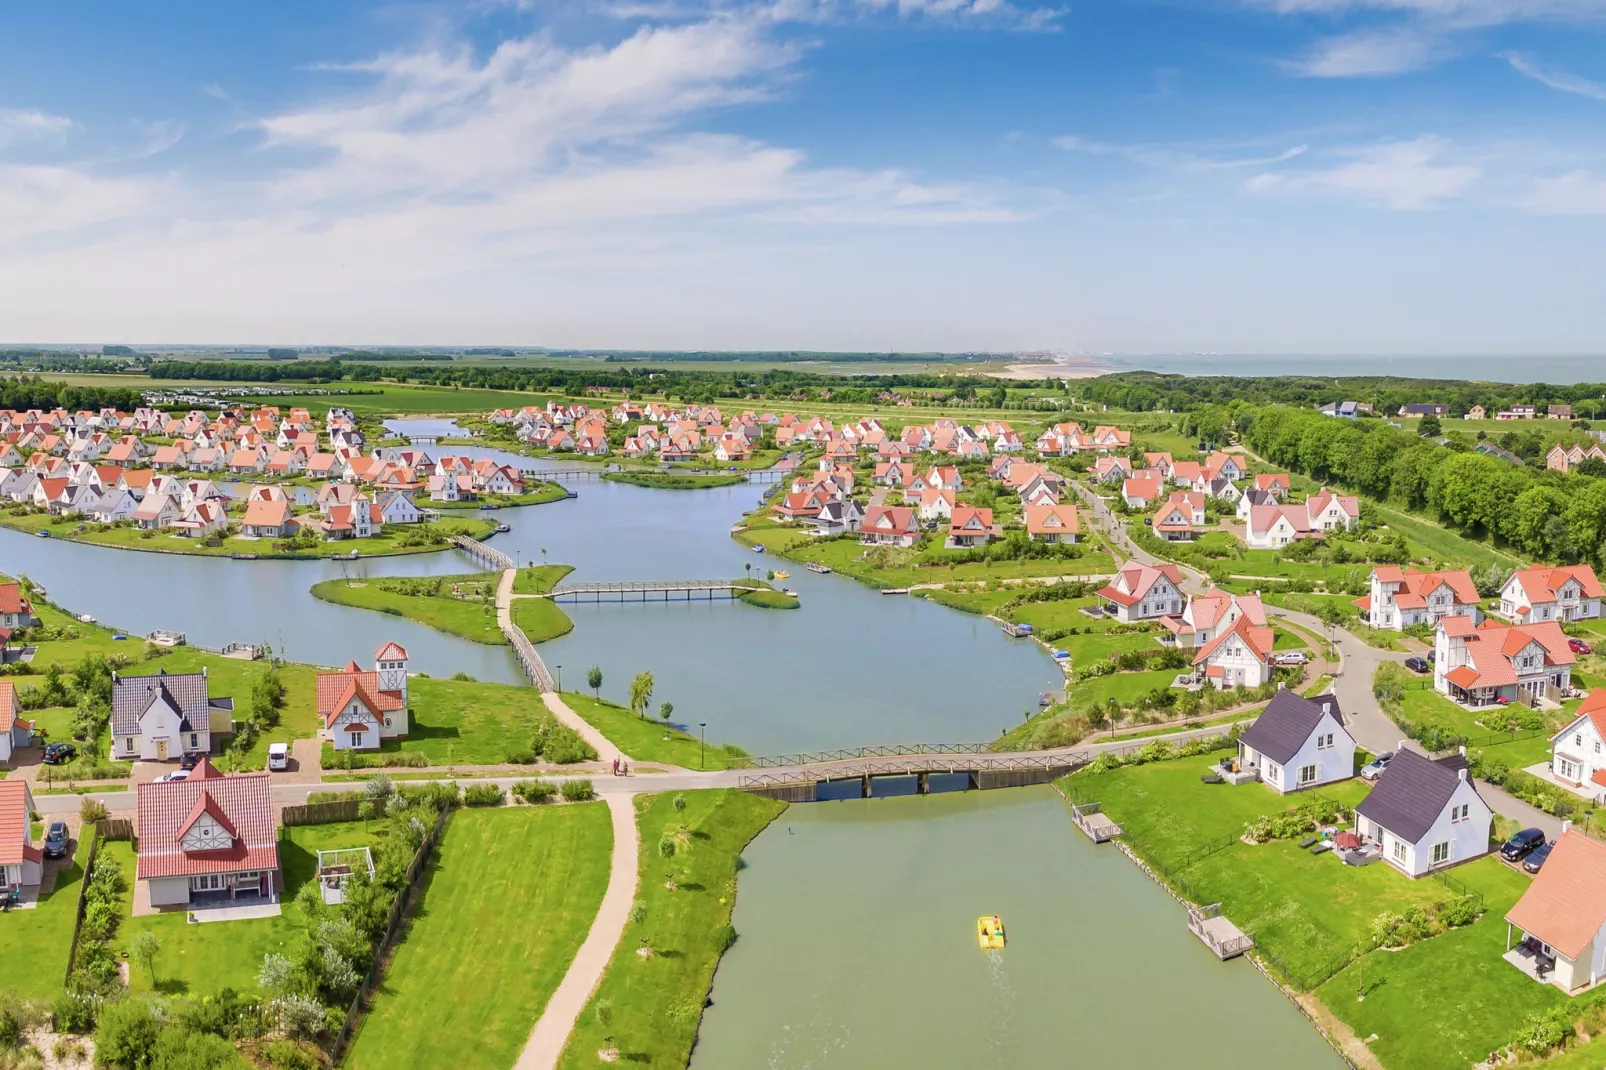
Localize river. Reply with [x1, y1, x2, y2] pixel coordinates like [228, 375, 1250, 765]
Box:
[0, 420, 1060, 754]
[692, 788, 1344, 1069]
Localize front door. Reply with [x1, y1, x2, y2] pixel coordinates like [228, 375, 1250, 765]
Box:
[260, 872, 270, 897]
[156, 739, 168, 761]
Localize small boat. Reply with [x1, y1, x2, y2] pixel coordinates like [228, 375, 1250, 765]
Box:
[1051, 649, 1070, 660]
[977, 915, 1006, 950]
[35, 531, 48, 538]
[752, 544, 766, 554]
[773, 570, 789, 580]
[564, 490, 578, 499]
[881, 587, 909, 595]
[496, 523, 511, 533]
[77, 614, 96, 624]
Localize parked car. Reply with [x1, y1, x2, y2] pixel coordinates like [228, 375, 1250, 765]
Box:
[153, 770, 189, 783]
[1570, 638, 1593, 655]
[1501, 827, 1547, 863]
[267, 742, 290, 772]
[41, 742, 77, 765]
[1273, 652, 1308, 666]
[1360, 752, 1395, 780]
[43, 822, 69, 859]
[180, 752, 202, 770]
[1523, 841, 1556, 874]
[1404, 657, 1429, 673]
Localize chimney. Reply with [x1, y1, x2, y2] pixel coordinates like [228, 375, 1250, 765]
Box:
[1563, 820, 1574, 835]
[1459, 745, 1467, 757]
[1458, 767, 1466, 781]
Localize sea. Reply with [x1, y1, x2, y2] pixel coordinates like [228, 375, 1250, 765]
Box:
[1090, 354, 1606, 386]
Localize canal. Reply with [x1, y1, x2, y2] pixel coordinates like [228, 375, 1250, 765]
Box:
[692, 787, 1344, 1069]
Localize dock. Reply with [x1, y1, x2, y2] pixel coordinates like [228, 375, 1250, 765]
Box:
[547, 579, 752, 604]
[806, 562, 832, 574]
[1000, 621, 1034, 639]
[1070, 801, 1122, 843]
[1187, 903, 1254, 960]
[146, 630, 187, 647]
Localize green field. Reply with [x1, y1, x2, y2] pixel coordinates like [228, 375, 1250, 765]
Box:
[0, 833, 92, 1000]
[602, 471, 747, 490]
[560, 692, 746, 770]
[1368, 502, 1523, 570]
[512, 564, 574, 595]
[310, 574, 503, 644]
[347, 804, 613, 1070]
[348, 676, 557, 766]
[558, 791, 786, 1070]
[510, 597, 575, 644]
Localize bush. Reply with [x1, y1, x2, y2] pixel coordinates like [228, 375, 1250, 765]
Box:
[1439, 896, 1480, 928]
[95, 998, 162, 1068]
[511, 780, 558, 803]
[713, 924, 737, 952]
[52, 991, 98, 1034]
[463, 784, 504, 807]
[1512, 1008, 1573, 1056]
[560, 779, 596, 802]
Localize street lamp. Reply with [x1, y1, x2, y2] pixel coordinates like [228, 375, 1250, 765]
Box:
[699, 723, 707, 770]
[556, 664, 563, 692]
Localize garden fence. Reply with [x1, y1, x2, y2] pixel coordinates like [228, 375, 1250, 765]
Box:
[62, 826, 103, 984]
[283, 800, 363, 826]
[1256, 940, 1366, 993]
[1428, 869, 1485, 913]
[327, 805, 452, 1065]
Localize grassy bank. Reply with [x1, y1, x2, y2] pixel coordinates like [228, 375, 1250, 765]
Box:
[603, 471, 747, 490]
[513, 563, 574, 594]
[557, 791, 786, 1070]
[347, 804, 613, 1070]
[326, 675, 580, 766]
[560, 692, 748, 770]
[310, 573, 502, 644]
[511, 597, 574, 643]
[0, 833, 91, 1001]
[432, 483, 567, 510]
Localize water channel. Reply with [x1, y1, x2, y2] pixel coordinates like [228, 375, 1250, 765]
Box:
[692, 788, 1344, 1069]
[0, 419, 1061, 754]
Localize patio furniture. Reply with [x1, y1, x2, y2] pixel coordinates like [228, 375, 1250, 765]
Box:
[1200, 774, 1224, 784]
[1334, 831, 1362, 851]
[1298, 836, 1319, 849]
[1309, 841, 1333, 855]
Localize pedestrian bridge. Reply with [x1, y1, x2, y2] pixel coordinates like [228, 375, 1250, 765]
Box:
[546, 579, 762, 603]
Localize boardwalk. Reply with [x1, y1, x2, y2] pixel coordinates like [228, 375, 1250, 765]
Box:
[547, 579, 756, 603]
[452, 534, 513, 571]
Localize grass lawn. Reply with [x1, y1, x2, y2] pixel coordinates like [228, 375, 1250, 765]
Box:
[1067, 667, 1180, 708]
[911, 587, 1017, 616]
[560, 692, 747, 770]
[1368, 502, 1523, 571]
[510, 597, 574, 644]
[512, 564, 574, 595]
[0, 832, 92, 1001]
[433, 483, 567, 510]
[1314, 861, 1558, 1070]
[363, 676, 551, 765]
[736, 529, 1117, 590]
[557, 791, 786, 1070]
[347, 804, 613, 1070]
[603, 471, 746, 489]
[310, 573, 502, 644]
[108, 820, 378, 997]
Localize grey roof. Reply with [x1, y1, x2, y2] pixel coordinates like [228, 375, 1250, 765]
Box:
[110, 669, 212, 737]
[1239, 690, 1345, 765]
[1355, 749, 1476, 844]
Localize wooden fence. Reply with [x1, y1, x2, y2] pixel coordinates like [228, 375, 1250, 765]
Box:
[97, 818, 135, 842]
[327, 806, 452, 1064]
[283, 800, 363, 826]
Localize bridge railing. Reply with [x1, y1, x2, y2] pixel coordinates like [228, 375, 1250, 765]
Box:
[450, 535, 514, 571]
[736, 751, 1091, 787]
[732, 742, 995, 769]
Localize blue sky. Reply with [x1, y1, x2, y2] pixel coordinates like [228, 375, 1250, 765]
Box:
[2, 0, 1605, 354]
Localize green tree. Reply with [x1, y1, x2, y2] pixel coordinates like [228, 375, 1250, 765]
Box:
[1580, 456, 1606, 479]
[95, 998, 162, 1069]
[629, 671, 655, 719]
[1417, 414, 1441, 437]
[586, 666, 603, 698]
[131, 930, 161, 985]
[658, 701, 673, 722]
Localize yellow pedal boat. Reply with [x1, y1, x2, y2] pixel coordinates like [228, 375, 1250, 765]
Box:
[773, 570, 790, 579]
[977, 915, 1005, 950]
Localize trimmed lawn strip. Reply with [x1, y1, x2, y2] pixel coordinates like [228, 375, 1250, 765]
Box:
[0, 832, 91, 1001]
[1067, 667, 1180, 709]
[511, 597, 575, 644]
[347, 804, 613, 1070]
[560, 692, 746, 770]
[557, 791, 786, 1070]
[359, 676, 551, 765]
[310, 573, 503, 644]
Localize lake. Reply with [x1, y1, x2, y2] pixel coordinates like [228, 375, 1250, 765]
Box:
[693, 788, 1344, 1069]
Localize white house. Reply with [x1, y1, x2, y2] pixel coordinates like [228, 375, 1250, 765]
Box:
[1160, 589, 1265, 649]
[1505, 830, 1606, 993]
[1354, 748, 1492, 878]
[1306, 488, 1360, 532]
[0, 781, 43, 892]
[1434, 616, 1574, 707]
[1244, 504, 1313, 549]
[1096, 562, 1185, 623]
[0, 681, 29, 766]
[1499, 565, 1604, 625]
[317, 643, 412, 751]
[1546, 690, 1606, 791]
[109, 668, 232, 762]
[1358, 567, 1481, 631]
[375, 490, 422, 525]
[1191, 614, 1274, 689]
[1235, 690, 1354, 793]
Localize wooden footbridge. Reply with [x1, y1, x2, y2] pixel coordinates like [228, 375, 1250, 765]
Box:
[546, 579, 763, 604]
[735, 745, 1094, 803]
[451, 535, 514, 571]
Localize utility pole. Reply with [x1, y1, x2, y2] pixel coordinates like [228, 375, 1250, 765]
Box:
[699, 723, 707, 770]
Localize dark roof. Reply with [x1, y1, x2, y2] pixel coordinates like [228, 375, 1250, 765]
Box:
[1238, 690, 1345, 765]
[1355, 749, 1477, 844]
[110, 669, 212, 737]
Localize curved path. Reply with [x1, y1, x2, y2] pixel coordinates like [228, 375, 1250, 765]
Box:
[515, 791, 640, 1070]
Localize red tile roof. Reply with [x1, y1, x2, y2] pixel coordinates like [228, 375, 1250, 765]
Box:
[316, 667, 404, 728]
[1507, 832, 1606, 960]
[135, 769, 278, 880]
[0, 781, 32, 866]
[375, 642, 408, 661]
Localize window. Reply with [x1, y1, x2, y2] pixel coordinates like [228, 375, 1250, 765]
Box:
[1451, 803, 1470, 823]
[1317, 733, 1334, 750]
[1391, 840, 1407, 864]
[1431, 842, 1450, 865]
[1560, 758, 1579, 781]
[1577, 735, 1583, 747]
[1299, 764, 1317, 785]
[189, 733, 199, 750]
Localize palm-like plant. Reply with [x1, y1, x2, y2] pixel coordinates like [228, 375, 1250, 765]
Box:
[629, 671, 655, 719]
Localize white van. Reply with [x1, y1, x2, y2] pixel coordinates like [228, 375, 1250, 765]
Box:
[267, 742, 290, 771]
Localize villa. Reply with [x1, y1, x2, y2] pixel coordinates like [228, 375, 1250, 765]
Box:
[859, 505, 920, 548]
[0, 681, 30, 765]
[1434, 616, 1573, 708]
[135, 758, 280, 909]
[1024, 503, 1079, 543]
[1545, 690, 1606, 790]
[1354, 749, 1492, 877]
[1498, 564, 1603, 625]
[0, 582, 35, 630]
[1505, 830, 1606, 993]
[1160, 589, 1265, 648]
[110, 668, 234, 762]
[317, 643, 412, 751]
[1191, 614, 1274, 689]
[1235, 690, 1353, 793]
[0, 781, 42, 894]
[1356, 567, 1480, 631]
[946, 506, 994, 549]
[1096, 562, 1185, 623]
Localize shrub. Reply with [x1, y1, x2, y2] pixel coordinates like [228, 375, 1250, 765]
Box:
[1439, 896, 1480, 928]
[463, 784, 504, 807]
[95, 998, 162, 1068]
[52, 991, 98, 1034]
[713, 924, 737, 952]
[560, 779, 596, 802]
[80, 798, 108, 823]
[511, 780, 558, 803]
[1512, 1008, 1573, 1056]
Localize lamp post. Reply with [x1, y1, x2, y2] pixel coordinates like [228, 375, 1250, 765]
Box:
[699, 723, 707, 770]
[556, 665, 563, 692]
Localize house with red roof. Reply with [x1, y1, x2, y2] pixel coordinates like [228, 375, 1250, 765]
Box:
[946, 506, 995, 549]
[1160, 590, 1265, 649]
[1252, 473, 1290, 499]
[0, 781, 43, 893]
[1152, 492, 1204, 541]
[0, 582, 35, 632]
[1433, 615, 1574, 708]
[1305, 487, 1360, 532]
[135, 758, 279, 909]
[241, 498, 295, 539]
[1504, 829, 1606, 992]
[1192, 614, 1275, 689]
[1092, 455, 1132, 484]
[317, 643, 412, 751]
[1024, 503, 1079, 544]
[0, 681, 31, 766]
[1096, 562, 1185, 623]
[1121, 474, 1162, 509]
[859, 505, 919, 548]
[1358, 567, 1481, 631]
[1244, 503, 1314, 549]
[1498, 565, 1603, 625]
[1547, 690, 1606, 791]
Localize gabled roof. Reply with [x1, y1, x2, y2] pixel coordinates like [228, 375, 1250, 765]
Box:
[136, 769, 278, 880]
[1239, 690, 1347, 765]
[1508, 564, 1604, 605]
[1355, 749, 1480, 844]
[1506, 832, 1606, 960]
[375, 641, 408, 661]
[1191, 614, 1274, 667]
[177, 789, 240, 842]
[0, 781, 33, 866]
[1096, 562, 1182, 606]
[316, 666, 405, 726]
[110, 669, 213, 738]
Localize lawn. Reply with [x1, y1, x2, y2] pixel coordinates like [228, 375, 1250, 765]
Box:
[603, 471, 747, 490]
[108, 820, 378, 997]
[735, 529, 1118, 591]
[0, 832, 92, 1001]
[512, 564, 574, 595]
[1066, 667, 1181, 708]
[557, 791, 786, 1070]
[348, 676, 553, 765]
[560, 692, 747, 770]
[432, 483, 567, 510]
[510, 597, 574, 644]
[1368, 502, 1523, 571]
[1314, 861, 1558, 1070]
[310, 573, 503, 644]
[347, 803, 612, 1070]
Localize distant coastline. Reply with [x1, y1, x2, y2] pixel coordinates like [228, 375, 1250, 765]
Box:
[1094, 353, 1606, 385]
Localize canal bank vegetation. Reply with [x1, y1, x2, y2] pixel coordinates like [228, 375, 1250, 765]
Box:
[309, 572, 503, 644]
[430, 481, 568, 509]
[603, 470, 747, 490]
[511, 596, 575, 644]
[347, 803, 613, 1070]
[558, 790, 787, 1070]
[560, 692, 748, 770]
[730, 577, 799, 609]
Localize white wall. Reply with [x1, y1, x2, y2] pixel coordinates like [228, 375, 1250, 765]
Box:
[147, 876, 191, 907]
[1373, 776, 1491, 877]
[1272, 711, 1355, 793]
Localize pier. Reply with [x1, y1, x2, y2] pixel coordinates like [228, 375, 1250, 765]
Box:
[1069, 801, 1122, 843]
[1187, 903, 1255, 960]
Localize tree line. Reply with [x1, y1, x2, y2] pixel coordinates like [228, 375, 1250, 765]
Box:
[0, 375, 143, 413]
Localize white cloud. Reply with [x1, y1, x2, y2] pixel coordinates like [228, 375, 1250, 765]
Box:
[1280, 27, 1448, 76]
[1502, 52, 1606, 101]
[1055, 133, 1309, 171]
[1525, 170, 1606, 214]
[1245, 136, 1480, 208]
[0, 108, 73, 148]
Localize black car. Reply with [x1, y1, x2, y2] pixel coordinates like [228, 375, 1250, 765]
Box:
[1523, 841, 1556, 874]
[1404, 657, 1430, 674]
[180, 752, 202, 770]
[41, 742, 77, 765]
[43, 822, 69, 859]
[1501, 827, 1547, 863]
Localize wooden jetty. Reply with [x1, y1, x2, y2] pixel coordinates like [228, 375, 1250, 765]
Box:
[146, 630, 187, 648]
[1070, 801, 1122, 843]
[1187, 903, 1254, 960]
[806, 562, 832, 574]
